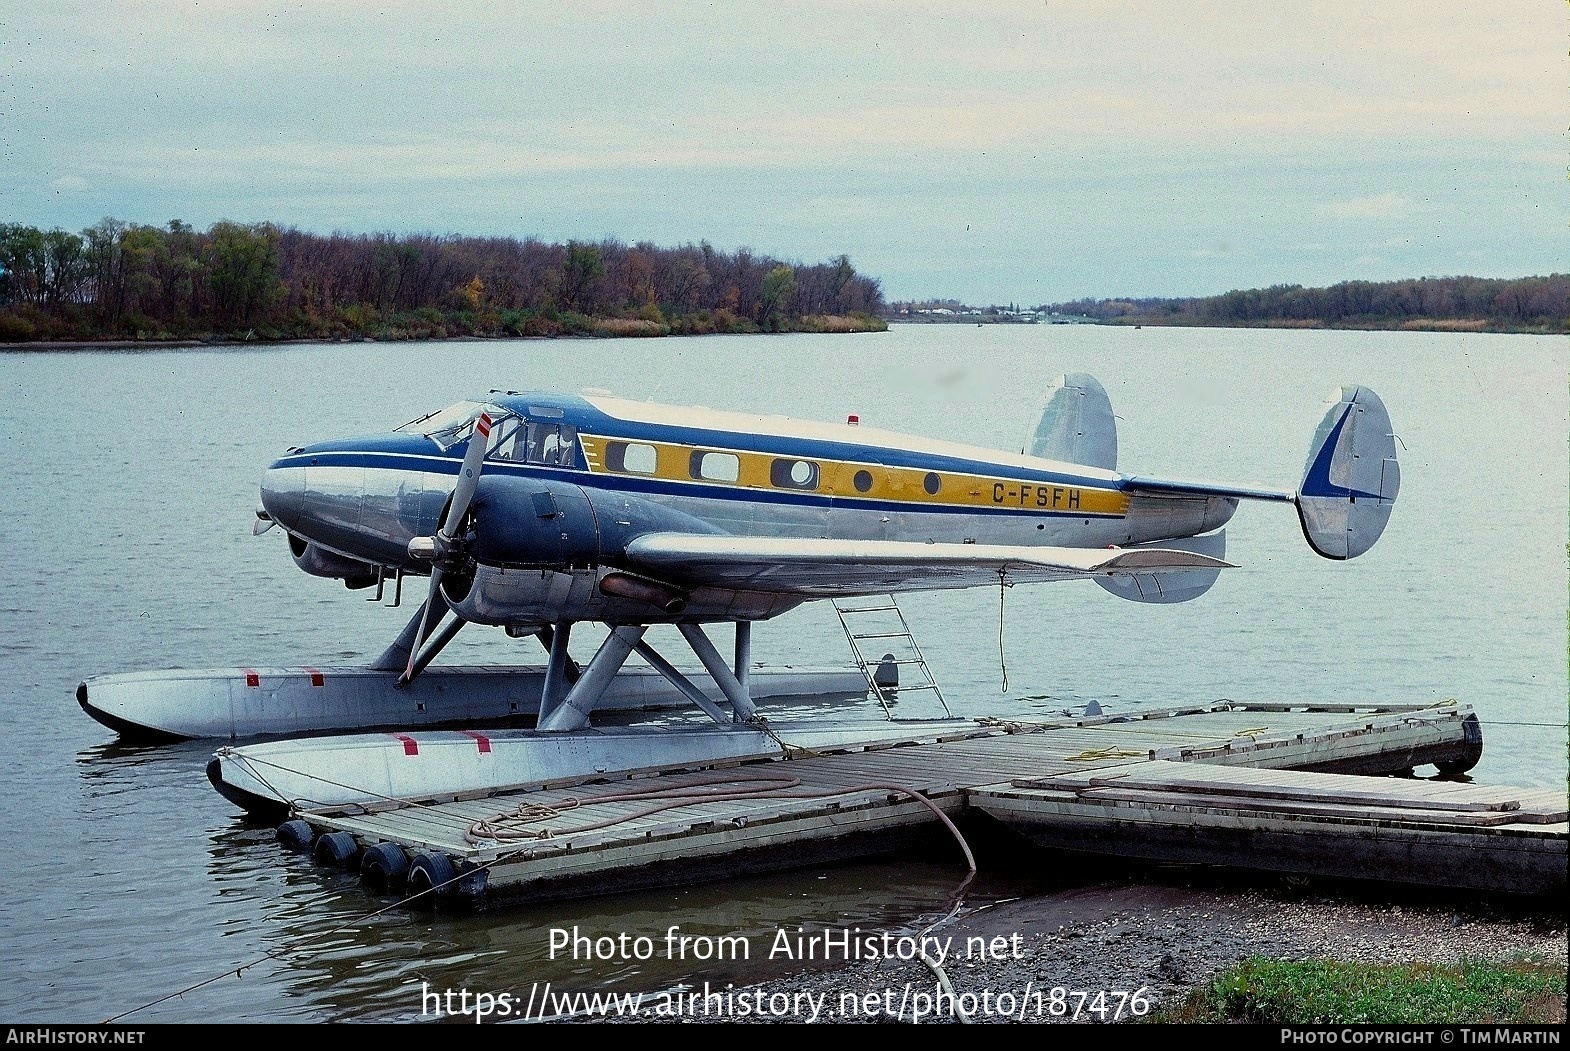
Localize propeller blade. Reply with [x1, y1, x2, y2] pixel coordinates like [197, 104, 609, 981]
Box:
[401, 565, 443, 684]
[440, 410, 493, 540]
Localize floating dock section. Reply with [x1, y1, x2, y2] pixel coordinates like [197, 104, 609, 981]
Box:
[279, 702, 1566, 906]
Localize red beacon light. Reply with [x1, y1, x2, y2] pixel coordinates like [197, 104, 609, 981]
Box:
[846, 414, 860, 426]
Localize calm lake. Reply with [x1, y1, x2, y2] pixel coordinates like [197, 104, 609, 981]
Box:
[1, 324, 1565, 1022]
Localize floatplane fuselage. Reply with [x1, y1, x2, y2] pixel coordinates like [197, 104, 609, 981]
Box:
[257, 374, 1396, 634]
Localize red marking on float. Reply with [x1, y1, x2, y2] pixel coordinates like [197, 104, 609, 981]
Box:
[461, 731, 492, 754]
[243, 669, 260, 688]
[390, 733, 420, 756]
[305, 667, 324, 687]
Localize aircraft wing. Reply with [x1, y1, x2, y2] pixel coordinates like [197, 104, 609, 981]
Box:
[623, 533, 1234, 597]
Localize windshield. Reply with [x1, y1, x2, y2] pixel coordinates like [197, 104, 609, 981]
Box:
[394, 400, 509, 451]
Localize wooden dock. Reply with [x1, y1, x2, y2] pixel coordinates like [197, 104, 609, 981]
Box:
[286, 701, 1567, 906]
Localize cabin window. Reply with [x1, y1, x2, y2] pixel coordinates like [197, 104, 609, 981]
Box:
[923, 472, 942, 495]
[853, 469, 873, 493]
[770, 458, 819, 490]
[690, 450, 740, 483]
[605, 441, 658, 475]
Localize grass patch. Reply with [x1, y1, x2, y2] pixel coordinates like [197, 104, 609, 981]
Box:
[1152, 957, 1566, 1024]
[589, 317, 670, 337]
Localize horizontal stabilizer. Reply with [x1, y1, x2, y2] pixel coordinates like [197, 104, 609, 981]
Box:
[1121, 384, 1398, 561]
[1095, 531, 1228, 604]
[1122, 476, 1294, 502]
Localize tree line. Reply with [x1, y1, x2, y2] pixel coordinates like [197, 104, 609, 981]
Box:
[0, 219, 887, 342]
[1047, 275, 1568, 333]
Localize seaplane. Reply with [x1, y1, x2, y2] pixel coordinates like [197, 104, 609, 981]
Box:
[79, 374, 1400, 815]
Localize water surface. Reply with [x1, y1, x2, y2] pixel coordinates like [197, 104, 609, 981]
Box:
[1, 325, 1564, 1021]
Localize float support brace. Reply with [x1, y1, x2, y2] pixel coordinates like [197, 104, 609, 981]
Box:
[371, 597, 446, 673]
[633, 638, 733, 727]
[538, 622, 576, 724]
[538, 625, 646, 732]
[678, 623, 757, 722]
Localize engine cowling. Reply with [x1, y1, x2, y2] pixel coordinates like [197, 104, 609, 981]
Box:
[467, 477, 602, 570]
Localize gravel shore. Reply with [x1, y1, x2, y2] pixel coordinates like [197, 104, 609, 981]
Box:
[593, 881, 1567, 1024]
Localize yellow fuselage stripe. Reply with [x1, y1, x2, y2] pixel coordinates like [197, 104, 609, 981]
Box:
[577, 435, 1131, 516]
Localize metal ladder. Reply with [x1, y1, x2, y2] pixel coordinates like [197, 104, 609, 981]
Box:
[832, 595, 950, 720]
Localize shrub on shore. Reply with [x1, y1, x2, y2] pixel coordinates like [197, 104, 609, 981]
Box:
[1151, 956, 1567, 1024]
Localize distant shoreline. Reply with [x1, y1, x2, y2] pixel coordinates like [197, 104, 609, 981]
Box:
[893, 315, 1566, 335]
[6, 318, 1564, 352]
[0, 323, 888, 353]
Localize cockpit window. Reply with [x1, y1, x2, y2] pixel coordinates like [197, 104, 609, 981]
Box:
[480, 417, 579, 466]
[485, 416, 527, 461]
[395, 400, 509, 452]
[524, 421, 578, 466]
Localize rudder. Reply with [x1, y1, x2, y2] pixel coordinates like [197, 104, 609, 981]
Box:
[1029, 373, 1117, 469]
[1296, 386, 1400, 559]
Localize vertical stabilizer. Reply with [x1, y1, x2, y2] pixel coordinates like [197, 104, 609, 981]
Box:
[1296, 386, 1400, 559]
[1028, 373, 1118, 469]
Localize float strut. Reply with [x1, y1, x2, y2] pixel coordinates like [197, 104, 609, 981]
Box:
[403, 614, 467, 685]
[734, 621, 753, 699]
[537, 626, 647, 732]
[370, 596, 445, 672]
[633, 638, 733, 727]
[538, 622, 576, 724]
[678, 623, 757, 722]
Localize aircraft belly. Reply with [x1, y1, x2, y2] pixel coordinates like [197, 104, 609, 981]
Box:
[645, 491, 1131, 549]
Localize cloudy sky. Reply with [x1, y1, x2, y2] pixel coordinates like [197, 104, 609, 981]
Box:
[3, 1, 1565, 303]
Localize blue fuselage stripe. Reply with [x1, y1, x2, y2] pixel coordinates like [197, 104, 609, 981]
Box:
[276, 450, 1125, 519]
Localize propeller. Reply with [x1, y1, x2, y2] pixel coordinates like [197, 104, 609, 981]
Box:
[400, 410, 493, 684]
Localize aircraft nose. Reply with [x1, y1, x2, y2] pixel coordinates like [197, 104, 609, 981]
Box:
[259, 461, 306, 531]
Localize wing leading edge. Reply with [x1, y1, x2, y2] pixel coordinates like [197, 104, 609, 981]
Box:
[624, 533, 1233, 597]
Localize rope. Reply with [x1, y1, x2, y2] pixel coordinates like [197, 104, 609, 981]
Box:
[1064, 746, 1147, 762]
[974, 716, 1049, 734]
[465, 772, 979, 873]
[996, 570, 1011, 693]
[224, 750, 458, 818]
[749, 715, 826, 760]
[467, 773, 806, 843]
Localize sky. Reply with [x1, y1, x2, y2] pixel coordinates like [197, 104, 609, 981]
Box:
[2, 1, 1565, 304]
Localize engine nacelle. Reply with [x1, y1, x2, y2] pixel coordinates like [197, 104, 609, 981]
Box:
[288, 533, 379, 589]
[467, 476, 724, 572]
